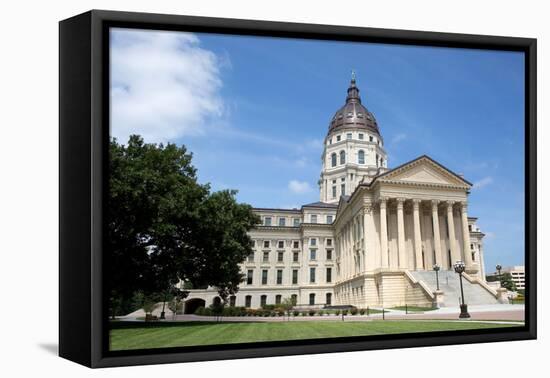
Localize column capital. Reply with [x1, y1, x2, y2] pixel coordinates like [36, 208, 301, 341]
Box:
[446, 200, 455, 210]
[459, 201, 468, 211]
[363, 204, 374, 214]
[431, 199, 440, 207]
[379, 197, 388, 209]
[396, 198, 405, 210]
[412, 199, 421, 210]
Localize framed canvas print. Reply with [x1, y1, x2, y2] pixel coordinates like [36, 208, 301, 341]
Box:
[59, 10, 537, 368]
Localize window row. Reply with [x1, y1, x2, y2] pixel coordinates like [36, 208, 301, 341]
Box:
[330, 150, 385, 167]
[243, 292, 332, 307]
[246, 267, 333, 285]
[251, 240, 301, 249]
[307, 214, 334, 224]
[328, 132, 381, 145]
[263, 216, 301, 227]
[247, 248, 333, 263]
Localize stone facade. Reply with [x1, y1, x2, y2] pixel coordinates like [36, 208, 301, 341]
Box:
[184, 76, 496, 312]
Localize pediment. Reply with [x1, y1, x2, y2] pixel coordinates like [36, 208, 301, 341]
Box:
[376, 156, 471, 188]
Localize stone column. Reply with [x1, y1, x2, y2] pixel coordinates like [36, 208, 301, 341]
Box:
[397, 198, 406, 269]
[379, 198, 389, 268]
[446, 201, 460, 265]
[412, 199, 423, 270]
[460, 202, 474, 270]
[431, 200, 442, 266]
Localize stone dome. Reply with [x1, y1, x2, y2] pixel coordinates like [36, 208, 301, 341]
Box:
[328, 76, 380, 136]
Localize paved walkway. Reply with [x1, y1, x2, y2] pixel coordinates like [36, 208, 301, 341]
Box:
[120, 304, 524, 324]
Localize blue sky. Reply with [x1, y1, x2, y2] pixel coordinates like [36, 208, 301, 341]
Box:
[110, 28, 525, 270]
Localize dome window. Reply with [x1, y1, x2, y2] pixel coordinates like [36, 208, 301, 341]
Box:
[346, 112, 353, 117]
[338, 114, 343, 119]
[357, 112, 364, 118]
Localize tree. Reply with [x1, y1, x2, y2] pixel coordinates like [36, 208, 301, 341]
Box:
[499, 272, 517, 292]
[107, 135, 260, 315]
[280, 297, 297, 321]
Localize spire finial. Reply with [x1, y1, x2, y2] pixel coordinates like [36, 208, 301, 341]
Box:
[351, 69, 356, 82]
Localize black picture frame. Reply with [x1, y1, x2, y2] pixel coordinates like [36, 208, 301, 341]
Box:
[59, 9, 537, 368]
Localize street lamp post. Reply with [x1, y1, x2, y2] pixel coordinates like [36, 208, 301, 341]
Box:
[496, 264, 503, 288]
[433, 264, 440, 291]
[453, 261, 471, 319]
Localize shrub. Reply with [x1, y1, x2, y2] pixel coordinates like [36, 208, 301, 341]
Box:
[293, 310, 300, 316]
[359, 308, 366, 315]
[335, 310, 340, 316]
[195, 306, 205, 315]
[308, 309, 316, 316]
[350, 308, 358, 315]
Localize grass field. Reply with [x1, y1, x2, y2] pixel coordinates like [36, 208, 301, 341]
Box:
[109, 320, 519, 351]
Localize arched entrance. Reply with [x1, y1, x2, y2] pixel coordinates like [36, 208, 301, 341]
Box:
[184, 298, 206, 314]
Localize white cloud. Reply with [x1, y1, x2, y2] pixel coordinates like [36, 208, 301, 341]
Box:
[110, 28, 225, 144]
[288, 180, 313, 194]
[473, 176, 494, 189]
[391, 133, 407, 144]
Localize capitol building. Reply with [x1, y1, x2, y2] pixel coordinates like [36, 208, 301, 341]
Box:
[184, 75, 504, 313]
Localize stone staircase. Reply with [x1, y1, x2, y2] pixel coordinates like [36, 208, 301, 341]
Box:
[410, 270, 499, 306]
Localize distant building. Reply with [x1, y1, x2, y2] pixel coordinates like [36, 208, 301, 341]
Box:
[488, 265, 525, 290]
[183, 75, 503, 312]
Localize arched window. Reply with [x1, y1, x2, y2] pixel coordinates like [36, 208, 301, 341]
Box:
[331, 153, 337, 167]
[358, 150, 365, 164]
[340, 150, 346, 165]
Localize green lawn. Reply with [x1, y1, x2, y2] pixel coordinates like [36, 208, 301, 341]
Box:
[109, 320, 519, 351]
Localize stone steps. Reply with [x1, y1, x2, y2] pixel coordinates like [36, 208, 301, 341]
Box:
[410, 270, 499, 305]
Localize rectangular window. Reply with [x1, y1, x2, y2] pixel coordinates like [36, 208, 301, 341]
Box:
[293, 240, 299, 249]
[326, 268, 332, 283]
[310, 249, 316, 260]
[293, 218, 300, 227]
[358, 133, 364, 140]
[260, 295, 267, 307]
[309, 293, 315, 305]
[326, 249, 332, 260]
[251, 240, 256, 247]
[264, 217, 272, 226]
[278, 240, 284, 249]
[229, 295, 236, 307]
[279, 217, 286, 226]
[341, 183, 345, 195]
[329, 138, 332, 144]
[327, 215, 333, 224]
[310, 238, 317, 246]
[247, 270, 253, 285]
[293, 251, 299, 262]
[263, 240, 270, 248]
[336, 135, 341, 142]
[369, 136, 373, 142]
[245, 295, 252, 308]
[275, 295, 282, 304]
[263, 251, 269, 262]
[276, 270, 283, 284]
[291, 294, 298, 304]
[247, 253, 254, 262]
[277, 251, 284, 262]
[346, 133, 352, 139]
[262, 270, 268, 285]
[326, 238, 332, 247]
[311, 214, 317, 223]
[310, 267, 316, 283]
[326, 293, 332, 305]
[292, 269, 298, 284]
[332, 186, 337, 198]
[470, 243, 474, 250]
